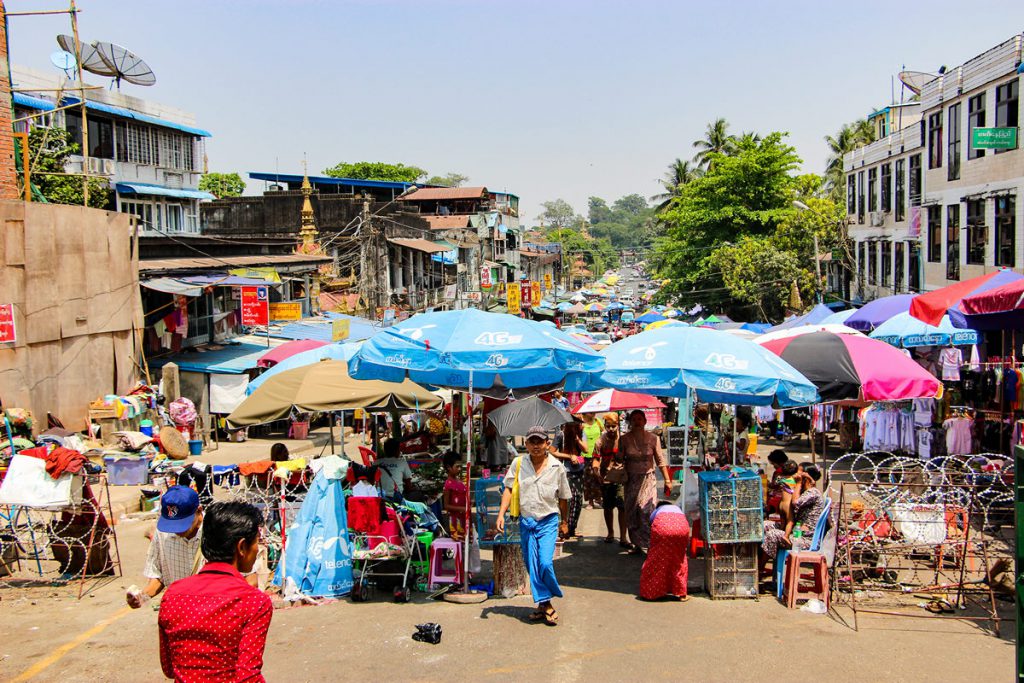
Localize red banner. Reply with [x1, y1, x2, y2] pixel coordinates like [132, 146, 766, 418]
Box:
[480, 265, 493, 291]
[0, 304, 15, 344]
[240, 286, 270, 326]
[520, 279, 532, 306]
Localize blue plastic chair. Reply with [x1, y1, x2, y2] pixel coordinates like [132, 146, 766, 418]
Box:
[774, 497, 832, 598]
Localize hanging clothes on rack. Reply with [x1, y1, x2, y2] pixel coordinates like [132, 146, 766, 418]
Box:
[938, 347, 963, 381]
[859, 403, 916, 452]
[942, 413, 974, 456]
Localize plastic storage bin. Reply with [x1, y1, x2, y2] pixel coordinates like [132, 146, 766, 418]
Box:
[103, 454, 152, 486]
[698, 469, 764, 544]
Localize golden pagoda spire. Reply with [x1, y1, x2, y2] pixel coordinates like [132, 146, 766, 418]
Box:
[298, 159, 318, 247]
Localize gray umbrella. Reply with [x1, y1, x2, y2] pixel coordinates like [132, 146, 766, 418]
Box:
[486, 396, 574, 437]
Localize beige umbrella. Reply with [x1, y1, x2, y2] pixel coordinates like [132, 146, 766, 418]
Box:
[226, 360, 441, 427]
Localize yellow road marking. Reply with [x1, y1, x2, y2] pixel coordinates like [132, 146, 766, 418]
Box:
[11, 606, 132, 682]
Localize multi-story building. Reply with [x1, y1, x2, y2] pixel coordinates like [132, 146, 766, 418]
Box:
[11, 65, 213, 235]
[845, 35, 1023, 300]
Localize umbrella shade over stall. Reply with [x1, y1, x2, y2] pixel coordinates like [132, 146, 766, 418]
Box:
[909, 269, 1024, 326]
[636, 312, 666, 324]
[487, 396, 573, 436]
[844, 294, 916, 331]
[869, 312, 979, 348]
[759, 331, 941, 403]
[765, 303, 834, 332]
[959, 278, 1024, 330]
[645, 319, 688, 330]
[820, 308, 857, 325]
[348, 309, 605, 394]
[247, 342, 362, 395]
[256, 339, 327, 368]
[596, 326, 818, 406]
[571, 388, 665, 414]
[756, 324, 862, 344]
[226, 360, 441, 427]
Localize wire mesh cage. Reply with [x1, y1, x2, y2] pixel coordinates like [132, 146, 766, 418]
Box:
[698, 470, 764, 544]
[704, 541, 759, 599]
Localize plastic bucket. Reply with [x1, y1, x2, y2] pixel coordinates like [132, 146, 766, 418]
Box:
[188, 439, 203, 456]
[139, 420, 154, 437]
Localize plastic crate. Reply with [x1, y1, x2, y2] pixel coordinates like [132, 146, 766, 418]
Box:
[698, 469, 763, 544]
[103, 454, 152, 486]
[704, 542, 759, 599]
[474, 476, 520, 548]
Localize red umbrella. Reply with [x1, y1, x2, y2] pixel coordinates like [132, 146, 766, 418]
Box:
[909, 269, 1024, 325]
[571, 388, 666, 414]
[256, 339, 327, 368]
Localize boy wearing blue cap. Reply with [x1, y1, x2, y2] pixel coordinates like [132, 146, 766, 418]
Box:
[127, 486, 204, 609]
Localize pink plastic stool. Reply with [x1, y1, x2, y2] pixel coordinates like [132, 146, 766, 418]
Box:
[784, 551, 829, 609]
[428, 538, 463, 587]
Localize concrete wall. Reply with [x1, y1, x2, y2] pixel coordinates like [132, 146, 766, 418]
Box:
[0, 201, 141, 431]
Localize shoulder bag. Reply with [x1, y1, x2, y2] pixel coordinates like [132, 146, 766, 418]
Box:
[508, 457, 522, 518]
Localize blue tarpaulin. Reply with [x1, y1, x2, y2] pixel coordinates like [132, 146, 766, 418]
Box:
[766, 303, 833, 332]
[116, 182, 216, 200]
[148, 342, 272, 374]
[276, 313, 381, 343]
[274, 472, 353, 598]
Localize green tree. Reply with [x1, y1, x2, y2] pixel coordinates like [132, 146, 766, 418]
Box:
[28, 127, 111, 209]
[612, 193, 647, 216]
[322, 161, 426, 182]
[709, 236, 804, 320]
[199, 172, 245, 198]
[588, 196, 613, 224]
[823, 119, 875, 201]
[536, 198, 579, 230]
[654, 132, 802, 312]
[547, 226, 619, 276]
[425, 172, 469, 187]
[692, 117, 734, 169]
[652, 158, 702, 211]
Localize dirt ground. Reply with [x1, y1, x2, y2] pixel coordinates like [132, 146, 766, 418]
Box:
[0, 503, 1013, 683]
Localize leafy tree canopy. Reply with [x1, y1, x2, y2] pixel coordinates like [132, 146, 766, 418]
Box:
[199, 172, 245, 198]
[587, 193, 655, 249]
[424, 172, 469, 187]
[536, 198, 579, 230]
[546, 226, 620, 276]
[322, 161, 426, 183]
[28, 127, 111, 209]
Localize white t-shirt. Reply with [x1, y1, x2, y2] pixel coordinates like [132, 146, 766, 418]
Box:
[939, 347, 963, 381]
[916, 428, 931, 460]
[376, 457, 413, 495]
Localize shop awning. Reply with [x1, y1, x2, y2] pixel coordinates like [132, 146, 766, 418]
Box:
[63, 97, 212, 137]
[139, 254, 332, 273]
[141, 277, 204, 297]
[149, 342, 279, 375]
[13, 92, 56, 111]
[387, 237, 451, 254]
[116, 182, 216, 200]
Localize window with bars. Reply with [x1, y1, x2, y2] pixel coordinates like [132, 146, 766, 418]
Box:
[881, 163, 891, 212]
[895, 241, 905, 293]
[846, 175, 856, 215]
[966, 199, 987, 265]
[867, 242, 877, 285]
[928, 112, 943, 169]
[995, 80, 1019, 156]
[927, 205, 942, 263]
[868, 168, 877, 212]
[946, 205, 960, 280]
[968, 94, 985, 160]
[947, 103, 961, 181]
[857, 171, 865, 223]
[995, 196, 1016, 267]
[909, 155, 921, 206]
[895, 159, 905, 221]
[881, 240, 892, 287]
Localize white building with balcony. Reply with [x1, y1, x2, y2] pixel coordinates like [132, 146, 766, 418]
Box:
[11, 65, 213, 235]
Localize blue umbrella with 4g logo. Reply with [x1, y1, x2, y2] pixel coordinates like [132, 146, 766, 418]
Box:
[348, 309, 604, 394]
[596, 326, 818, 407]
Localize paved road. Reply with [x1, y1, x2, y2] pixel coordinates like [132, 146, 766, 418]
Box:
[1, 503, 1012, 683]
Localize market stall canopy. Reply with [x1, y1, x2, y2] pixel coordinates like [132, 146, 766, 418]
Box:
[869, 312, 978, 348]
[645, 319, 688, 330]
[844, 294, 915, 331]
[566, 303, 587, 315]
[276, 313, 381, 343]
[226, 360, 440, 427]
[595, 326, 818, 407]
[636, 312, 666, 324]
[759, 331, 941, 403]
[571, 388, 665, 414]
[765, 303, 833, 333]
[487, 396, 573, 436]
[756, 324, 862, 344]
[256, 340, 327, 369]
[956, 276, 1024, 330]
[246, 342, 362, 395]
[348, 309, 605, 394]
[820, 308, 857, 325]
[909, 269, 1024, 326]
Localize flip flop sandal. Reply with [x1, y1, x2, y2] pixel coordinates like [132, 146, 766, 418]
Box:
[604, 537, 615, 544]
[620, 541, 634, 549]
[544, 608, 559, 626]
[528, 610, 546, 621]
[678, 595, 691, 603]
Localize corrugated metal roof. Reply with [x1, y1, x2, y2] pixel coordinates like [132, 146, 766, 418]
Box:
[248, 172, 415, 190]
[401, 187, 488, 201]
[387, 237, 451, 254]
[423, 215, 471, 229]
[116, 182, 216, 200]
[13, 92, 56, 111]
[149, 341, 281, 374]
[276, 313, 381, 343]
[62, 96, 212, 137]
[139, 254, 332, 273]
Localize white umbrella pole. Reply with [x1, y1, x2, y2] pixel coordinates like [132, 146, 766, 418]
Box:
[681, 386, 690, 511]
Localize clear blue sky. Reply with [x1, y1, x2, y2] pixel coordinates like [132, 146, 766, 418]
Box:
[9, 1, 1024, 221]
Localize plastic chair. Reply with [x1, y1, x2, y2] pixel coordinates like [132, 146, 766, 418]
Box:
[358, 446, 377, 466]
[784, 551, 830, 609]
[427, 537, 463, 587]
[774, 497, 831, 599]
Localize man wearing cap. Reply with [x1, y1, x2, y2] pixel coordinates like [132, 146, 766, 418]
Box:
[496, 426, 570, 626]
[127, 486, 203, 609]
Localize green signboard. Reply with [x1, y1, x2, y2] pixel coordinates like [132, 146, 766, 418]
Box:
[972, 126, 1018, 149]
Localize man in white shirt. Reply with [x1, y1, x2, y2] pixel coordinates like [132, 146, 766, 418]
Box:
[128, 486, 203, 608]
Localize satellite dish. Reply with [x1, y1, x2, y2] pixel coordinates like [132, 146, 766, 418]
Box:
[898, 70, 937, 96]
[50, 50, 77, 78]
[93, 41, 156, 87]
[56, 34, 115, 77]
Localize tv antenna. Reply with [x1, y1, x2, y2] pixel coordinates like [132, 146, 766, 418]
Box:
[49, 49, 77, 79]
[897, 70, 937, 96]
[55, 34, 156, 88]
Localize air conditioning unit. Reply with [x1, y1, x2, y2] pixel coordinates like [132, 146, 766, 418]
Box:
[87, 157, 115, 176]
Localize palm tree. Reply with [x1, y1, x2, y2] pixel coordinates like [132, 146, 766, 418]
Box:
[733, 131, 762, 151]
[823, 123, 860, 199]
[692, 117, 734, 168]
[652, 158, 702, 211]
[852, 118, 877, 146]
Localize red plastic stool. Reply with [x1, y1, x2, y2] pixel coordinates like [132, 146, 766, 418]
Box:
[688, 517, 706, 558]
[427, 538, 463, 587]
[784, 551, 829, 609]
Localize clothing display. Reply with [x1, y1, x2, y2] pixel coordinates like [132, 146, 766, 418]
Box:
[859, 404, 916, 452]
[939, 348, 963, 381]
[943, 415, 973, 455]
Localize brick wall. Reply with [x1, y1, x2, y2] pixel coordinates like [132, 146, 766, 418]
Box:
[0, 1, 21, 201]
